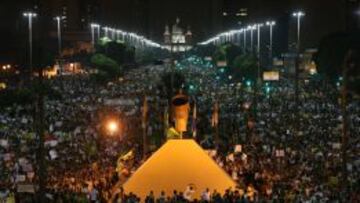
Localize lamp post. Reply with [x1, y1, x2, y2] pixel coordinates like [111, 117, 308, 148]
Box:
[23, 12, 37, 79]
[256, 23, 264, 64]
[110, 28, 116, 40]
[103, 27, 110, 38]
[54, 16, 65, 75]
[90, 23, 100, 46]
[243, 28, 248, 52]
[266, 21, 276, 67]
[116, 30, 122, 41]
[253, 23, 263, 120]
[54, 16, 64, 56]
[248, 25, 256, 52]
[292, 11, 305, 132]
[238, 29, 243, 47]
[293, 11, 305, 51]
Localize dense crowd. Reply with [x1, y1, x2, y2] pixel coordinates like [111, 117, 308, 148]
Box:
[0, 55, 359, 202]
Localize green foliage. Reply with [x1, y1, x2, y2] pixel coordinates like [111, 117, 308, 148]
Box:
[95, 41, 135, 66]
[315, 32, 360, 81]
[230, 54, 258, 81]
[314, 32, 360, 96]
[91, 53, 122, 78]
[213, 45, 227, 62]
[213, 43, 242, 67]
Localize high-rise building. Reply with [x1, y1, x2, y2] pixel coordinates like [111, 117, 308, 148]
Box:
[49, 0, 99, 31]
[346, 0, 360, 31]
[221, 0, 249, 30]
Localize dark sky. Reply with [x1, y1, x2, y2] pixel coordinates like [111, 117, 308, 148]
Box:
[0, 0, 355, 62]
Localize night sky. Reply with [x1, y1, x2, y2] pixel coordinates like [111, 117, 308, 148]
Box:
[0, 0, 355, 62]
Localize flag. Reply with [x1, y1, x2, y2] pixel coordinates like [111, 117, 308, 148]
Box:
[192, 102, 197, 138]
[211, 101, 219, 127]
[142, 96, 148, 129]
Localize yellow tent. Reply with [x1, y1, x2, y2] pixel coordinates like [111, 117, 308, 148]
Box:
[123, 139, 236, 201]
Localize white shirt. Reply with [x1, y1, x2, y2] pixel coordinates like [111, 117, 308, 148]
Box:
[201, 190, 211, 201]
[183, 187, 195, 201]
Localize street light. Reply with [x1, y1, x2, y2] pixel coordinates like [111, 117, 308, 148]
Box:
[248, 25, 256, 52]
[54, 16, 65, 55]
[116, 30, 122, 41]
[103, 26, 110, 38]
[90, 23, 100, 46]
[54, 16, 65, 75]
[292, 11, 305, 51]
[256, 23, 264, 60]
[106, 120, 119, 135]
[292, 11, 305, 129]
[237, 29, 243, 47]
[109, 28, 116, 40]
[243, 28, 248, 52]
[266, 21, 276, 66]
[23, 12, 37, 79]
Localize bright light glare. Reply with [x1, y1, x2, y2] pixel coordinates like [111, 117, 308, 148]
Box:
[293, 11, 305, 17]
[266, 21, 276, 26]
[107, 120, 118, 134]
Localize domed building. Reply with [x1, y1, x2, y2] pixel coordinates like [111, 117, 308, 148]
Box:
[163, 18, 192, 52]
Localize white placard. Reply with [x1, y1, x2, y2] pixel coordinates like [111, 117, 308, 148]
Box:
[263, 71, 280, 81]
[332, 143, 341, 149]
[0, 139, 9, 148]
[16, 175, 26, 182]
[49, 150, 58, 160]
[227, 153, 235, 162]
[234, 145, 242, 153]
[276, 150, 285, 157]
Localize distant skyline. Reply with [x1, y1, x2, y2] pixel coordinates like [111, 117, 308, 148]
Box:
[0, 0, 358, 62]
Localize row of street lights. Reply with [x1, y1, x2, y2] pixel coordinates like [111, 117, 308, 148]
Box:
[22, 12, 163, 79]
[199, 11, 305, 65]
[23, 12, 66, 76]
[90, 23, 162, 49]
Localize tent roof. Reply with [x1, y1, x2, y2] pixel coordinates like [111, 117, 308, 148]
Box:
[123, 139, 237, 201]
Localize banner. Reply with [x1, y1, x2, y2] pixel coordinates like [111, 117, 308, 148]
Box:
[263, 71, 280, 81]
[0, 139, 8, 148]
[217, 61, 227, 67]
[234, 145, 242, 153]
[17, 184, 35, 193]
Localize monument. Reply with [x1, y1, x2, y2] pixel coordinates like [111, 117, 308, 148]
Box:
[163, 17, 192, 52]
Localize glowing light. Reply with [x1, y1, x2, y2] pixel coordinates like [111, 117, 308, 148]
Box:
[292, 11, 305, 17]
[107, 120, 119, 134]
[266, 21, 276, 26]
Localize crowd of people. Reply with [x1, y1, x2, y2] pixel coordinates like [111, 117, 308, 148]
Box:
[0, 55, 359, 202]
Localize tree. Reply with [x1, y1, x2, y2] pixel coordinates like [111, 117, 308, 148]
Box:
[90, 54, 122, 81]
[314, 32, 360, 96]
[95, 40, 136, 70]
[315, 32, 360, 81]
[230, 54, 258, 81]
[213, 43, 243, 67]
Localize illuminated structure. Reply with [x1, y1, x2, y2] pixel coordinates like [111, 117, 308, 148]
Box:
[163, 18, 192, 52]
[123, 139, 236, 200]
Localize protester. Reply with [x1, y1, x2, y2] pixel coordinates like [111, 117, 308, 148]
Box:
[0, 55, 359, 202]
